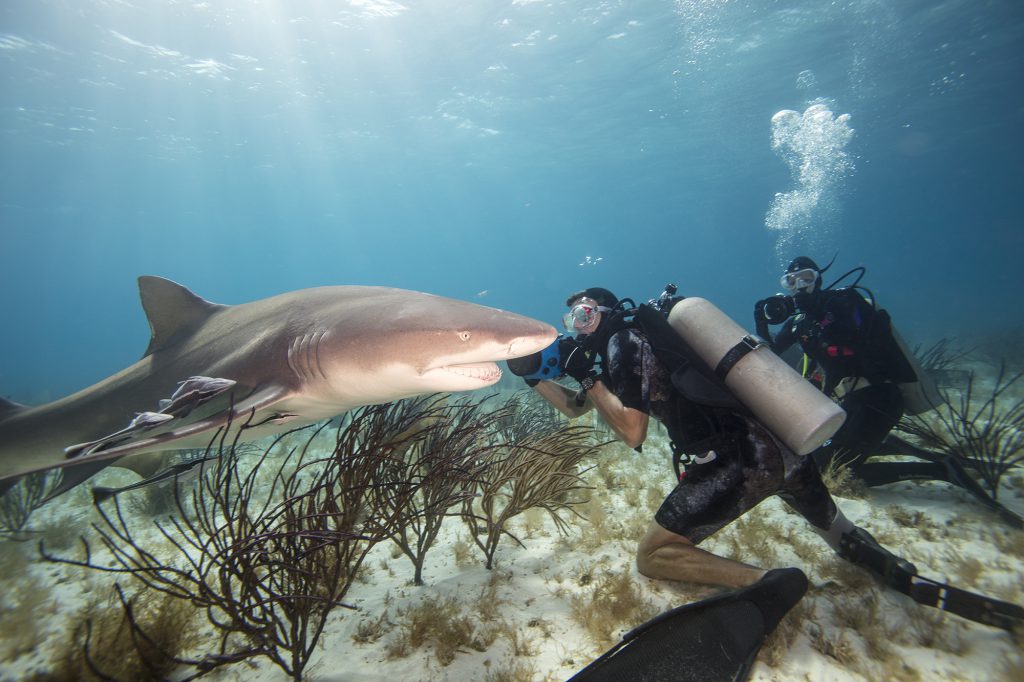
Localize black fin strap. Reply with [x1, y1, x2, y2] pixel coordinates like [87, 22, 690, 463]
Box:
[838, 530, 915, 592]
[840, 531, 1024, 631]
[906, 576, 1024, 631]
[714, 335, 767, 381]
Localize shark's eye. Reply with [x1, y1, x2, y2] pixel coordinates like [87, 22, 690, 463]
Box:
[458, 331, 472, 341]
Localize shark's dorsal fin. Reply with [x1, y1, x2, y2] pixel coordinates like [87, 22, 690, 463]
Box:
[139, 276, 227, 357]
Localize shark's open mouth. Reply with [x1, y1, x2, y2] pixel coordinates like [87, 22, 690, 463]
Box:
[440, 362, 502, 383]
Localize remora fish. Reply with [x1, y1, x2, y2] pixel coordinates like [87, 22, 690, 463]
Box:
[0, 276, 556, 488]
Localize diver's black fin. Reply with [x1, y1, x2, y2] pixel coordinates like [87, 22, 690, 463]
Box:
[839, 527, 1024, 631]
[875, 435, 1023, 528]
[568, 567, 808, 682]
[877, 434, 985, 472]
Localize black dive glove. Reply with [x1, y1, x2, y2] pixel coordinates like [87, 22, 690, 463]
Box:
[756, 294, 795, 325]
[561, 338, 601, 405]
[754, 294, 794, 342]
[753, 299, 771, 341]
[560, 338, 595, 382]
[753, 298, 769, 323]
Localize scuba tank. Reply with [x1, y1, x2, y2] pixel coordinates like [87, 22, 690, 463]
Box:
[882, 322, 944, 415]
[817, 264, 943, 414]
[668, 297, 846, 456]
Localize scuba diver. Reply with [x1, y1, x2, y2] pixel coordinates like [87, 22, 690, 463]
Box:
[508, 285, 1022, 682]
[753, 256, 1020, 527]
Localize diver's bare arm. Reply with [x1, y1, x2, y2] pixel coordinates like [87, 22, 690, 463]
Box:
[587, 380, 648, 448]
[533, 380, 593, 418]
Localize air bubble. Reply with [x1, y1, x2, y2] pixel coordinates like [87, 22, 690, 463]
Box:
[764, 100, 855, 261]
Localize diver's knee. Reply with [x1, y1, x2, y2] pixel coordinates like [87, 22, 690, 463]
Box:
[636, 521, 694, 576]
[635, 540, 681, 579]
[636, 550, 657, 579]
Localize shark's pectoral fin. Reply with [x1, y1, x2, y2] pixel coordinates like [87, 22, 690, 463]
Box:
[42, 451, 175, 504]
[63, 383, 294, 467]
[42, 459, 115, 503]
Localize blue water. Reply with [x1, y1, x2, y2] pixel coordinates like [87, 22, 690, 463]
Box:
[2, 0, 1022, 402]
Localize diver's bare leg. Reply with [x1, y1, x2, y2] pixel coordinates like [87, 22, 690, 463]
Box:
[636, 520, 766, 588]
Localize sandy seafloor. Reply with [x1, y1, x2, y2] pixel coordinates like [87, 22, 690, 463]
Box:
[2, 369, 1023, 682]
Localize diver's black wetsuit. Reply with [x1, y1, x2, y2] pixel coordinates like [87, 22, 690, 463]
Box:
[756, 287, 957, 488]
[603, 326, 837, 542]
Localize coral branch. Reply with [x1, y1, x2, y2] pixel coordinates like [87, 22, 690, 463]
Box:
[899, 362, 1024, 500]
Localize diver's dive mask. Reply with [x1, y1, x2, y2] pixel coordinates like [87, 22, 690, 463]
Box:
[562, 303, 610, 333]
[780, 268, 819, 294]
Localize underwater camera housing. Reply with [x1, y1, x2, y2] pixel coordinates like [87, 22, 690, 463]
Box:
[759, 294, 796, 325]
[506, 334, 575, 382]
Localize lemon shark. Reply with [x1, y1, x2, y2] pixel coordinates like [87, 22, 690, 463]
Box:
[0, 276, 556, 492]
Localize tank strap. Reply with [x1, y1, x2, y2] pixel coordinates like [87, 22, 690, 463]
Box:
[714, 335, 767, 381]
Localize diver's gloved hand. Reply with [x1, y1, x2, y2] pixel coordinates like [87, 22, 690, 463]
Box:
[753, 299, 771, 341]
[560, 338, 595, 382]
[753, 298, 770, 323]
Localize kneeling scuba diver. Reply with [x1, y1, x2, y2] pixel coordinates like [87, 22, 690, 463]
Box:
[509, 284, 1024, 664]
[755, 257, 1023, 529]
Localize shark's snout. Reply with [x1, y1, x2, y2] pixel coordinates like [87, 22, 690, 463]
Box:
[505, 327, 558, 360]
[414, 322, 553, 392]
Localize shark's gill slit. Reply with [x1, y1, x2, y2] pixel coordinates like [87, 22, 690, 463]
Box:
[314, 330, 329, 382]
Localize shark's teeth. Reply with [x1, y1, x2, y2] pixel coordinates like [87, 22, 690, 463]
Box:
[443, 363, 502, 382]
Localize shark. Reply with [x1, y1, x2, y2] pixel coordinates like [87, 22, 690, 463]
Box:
[0, 276, 557, 491]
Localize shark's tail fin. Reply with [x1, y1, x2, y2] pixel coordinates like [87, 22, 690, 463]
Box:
[0, 397, 27, 422]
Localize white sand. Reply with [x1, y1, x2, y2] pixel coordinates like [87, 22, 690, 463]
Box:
[1, 416, 1022, 682]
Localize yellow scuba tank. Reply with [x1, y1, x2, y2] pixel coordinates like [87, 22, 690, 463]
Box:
[667, 297, 846, 456]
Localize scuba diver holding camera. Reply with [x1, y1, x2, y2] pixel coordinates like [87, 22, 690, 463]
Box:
[508, 284, 1024, 681]
[521, 287, 863, 586]
[754, 256, 1021, 527]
